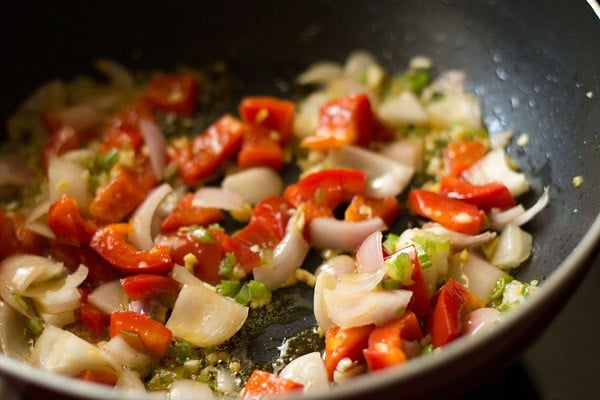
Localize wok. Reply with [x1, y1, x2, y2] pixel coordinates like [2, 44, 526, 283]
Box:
[1, 0, 600, 399]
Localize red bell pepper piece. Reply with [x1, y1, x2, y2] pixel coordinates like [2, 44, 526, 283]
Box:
[160, 193, 225, 233]
[363, 311, 422, 371]
[88, 169, 148, 224]
[443, 140, 488, 177]
[408, 189, 484, 235]
[439, 175, 517, 211]
[145, 72, 199, 116]
[50, 242, 119, 287]
[344, 195, 400, 226]
[42, 125, 80, 170]
[301, 94, 375, 150]
[324, 324, 374, 380]
[47, 195, 98, 246]
[100, 125, 145, 153]
[428, 279, 484, 348]
[237, 125, 284, 170]
[239, 96, 295, 145]
[90, 223, 173, 275]
[109, 310, 173, 358]
[220, 234, 262, 272]
[168, 115, 245, 184]
[78, 289, 110, 339]
[120, 274, 180, 302]
[0, 210, 46, 258]
[242, 370, 303, 399]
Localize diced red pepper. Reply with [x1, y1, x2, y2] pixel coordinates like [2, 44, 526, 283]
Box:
[0, 210, 46, 258]
[239, 96, 295, 145]
[443, 140, 488, 177]
[42, 125, 80, 170]
[237, 125, 284, 170]
[301, 94, 375, 150]
[234, 220, 282, 251]
[168, 115, 245, 184]
[160, 193, 224, 233]
[220, 234, 262, 272]
[408, 189, 484, 235]
[324, 324, 374, 380]
[109, 310, 172, 358]
[428, 279, 484, 348]
[120, 274, 180, 303]
[50, 242, 119, 287]
[47, 195, 97, 246]
[90, 223, 173, 275]
[100, 125, 145, 153]
[88, 169, 148, 224]
[363, 311, 422, 371]
[242, 370, 303, 399]
[344, 195, 400, 226]
[145, 72, 199, 116]
[107, 101, 154, 131]
[79, 300, 110, 339]
[439, 175, 517, 211]
[75, 369, 118, 386]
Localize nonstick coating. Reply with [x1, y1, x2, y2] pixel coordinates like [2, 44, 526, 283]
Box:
[2, 1, 600, 399]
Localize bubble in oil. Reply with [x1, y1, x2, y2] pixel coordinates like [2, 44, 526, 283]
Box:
[495, 67, 509, 81]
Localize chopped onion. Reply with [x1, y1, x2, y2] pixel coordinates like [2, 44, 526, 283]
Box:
[129, 183, 173, 251]
[0, 280, 35, 318]
[490, 224, 533, 270]
[139, 119, 167, 179]
[421, 70, 466, 102]
[25, 265, 88, 314]
[448, 252, 504, 302]
[327, 77, 378, 106]
[0, 301, 31, 361]
[333, 358, 366, 383]
[31, 325, 119, 376]
[509, 187, 550, 226]
[193, 186, 245, 212]
[464, 308, 502, 336]
[488, 187, 549, 231]
[310, 217, 386, 253]
[48, 156, 91, 209]
[216, 367, 239, 393]
[0, 254, 64, 293]
[0, 154, 33, 187]
[114, 370, 148, 398]
[423, 223, 497, 250]
[297, 62, 343, 85]
[166, 283, 248, 347]
[221, 167, 283, 205]
[48, 104, 104, 132]
[101, 335, 151, 371]
[334, 269, 386, 294]
[280, 352, 330, 392]
[488, 205, 526, 231]
[313, 271, 337, 331]
[426, 92, 482, 129]
[329, 145, 414, 198]
[378, 91, 428, 125]
[39, 310, 76, 327]
[88, 280, 129, 315]
[294, 91, 330, 138]
[344, 51, 384, 88]
[314, 255, 356, 278]
[379, 137, 424, 171]
[95, 59, 134, 88]
[170, 379, 216, 400]
[253, 212, 309, 289]
[490, 130, 514, 149]
[355, 231, 385, 273]
[462, 148, 529, 197]
[169, 264, 201, 286]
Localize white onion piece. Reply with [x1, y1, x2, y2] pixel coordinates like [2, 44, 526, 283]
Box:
[114, 370, 149, 398]
[129, 183, 173, 251]
[379, 137, 424, 171]
[344, 51, 384, 88]
[490, 130, 514, 149]
[355, 231, 385, 273]
[0, 281, 35, 318]
[48, 156, 91, 208]
[510, 187, 550, 226]
[297, 62, 342, 85]
[169, 264, 201, 286]
[313, 272, 337, 332]
[329, 145, 414, 198]
[26, 199, 52, 225]
[62, 148, 96, 163]
[309, 217, 386, 252]
[216, 367, 239, 393]
[448, 252, 504, 302]
[280, 352, 330, 392]
[48, 104, 104, 132]
[31, 325, 119, 376]
[39, 310, 76, 327]
[464, 308, 502, 336]
[0, 254, 64, 293]
[314, 255, 356, 278]
[378, 91, 428, 126]
[333, 358, 366, 383]
[166, 283, 248, 347]
[426, 92, 482, 129]
[25, 221, 55, 240]
[26, 265, 88, 314]
[170, 379, 216, 400]
[327, 77, 378, 107]
[0, 301, 31, 361]
[193, 186, 245, 211]
[88, 280, 129, 315]
[423, 223, 497, 250]
[421, 70, 466, 102]
[334, 269, 386, 295]
[488, 205, 526, 231]
[95, 59, 135, 88]
[139, 119, 167, 179]
[253, 212, 309, 289]
[462, 149, 529, 197]
[490, 224, 533, 270]
[294, 91, 330, 138]
[101, 335, 151, 370]
[0, 154, 33, 187]
[221, 167, 283, 205]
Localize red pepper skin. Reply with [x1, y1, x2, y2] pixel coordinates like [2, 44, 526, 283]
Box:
[428, 279, 484, 348]
[88, 169, 148, 224]
[363, 311, 422, 371]
[242, 370, 303, 399]
[50, 242, 119, 287]
[239, 96, 295, 145]
[0, 210, 46, 258]
[47, 195, 97, 246]
[234, 196, 295, 250]
[120, 274, 180, 302]
[344, 195, 400, 226]
[100, 125, 145, 153]
[78, 289, 110, 339]
[408, 189, 484, 235]
[109, 311, 173, 358]
[324, 324, 374, 380]
[301, 94, 375, 150]
[90, 223, 173, 275]
[443, 140, 488, 177]
[160, 193, 224, 233]
[168, 115, 245, 184]
[237, 125, 284, 170]
[439, 175, 517, 211]
[219, 233, 262, 272]
[145, 72, 199, 115]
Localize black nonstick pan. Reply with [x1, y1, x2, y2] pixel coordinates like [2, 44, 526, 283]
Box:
[1, 1, 599, 399]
